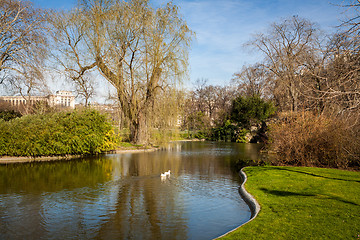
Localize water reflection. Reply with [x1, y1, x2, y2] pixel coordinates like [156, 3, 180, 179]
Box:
[0, 142, 262, 240]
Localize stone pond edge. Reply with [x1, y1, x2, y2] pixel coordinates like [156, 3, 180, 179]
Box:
[215, 167, 261, 239]
[0, 148, 159, 164]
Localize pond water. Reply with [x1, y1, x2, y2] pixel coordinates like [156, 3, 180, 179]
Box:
[0, 141, 262, 240]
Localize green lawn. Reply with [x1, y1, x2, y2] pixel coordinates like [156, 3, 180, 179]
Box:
[221, 166, 360, 240]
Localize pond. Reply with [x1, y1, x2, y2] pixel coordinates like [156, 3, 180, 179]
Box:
[0, 141, 262, 240]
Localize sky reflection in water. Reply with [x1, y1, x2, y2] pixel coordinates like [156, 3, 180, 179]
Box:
[0, 142, 261, 239]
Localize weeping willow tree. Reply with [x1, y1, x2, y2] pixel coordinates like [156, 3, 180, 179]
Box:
[51, 0, 193, 144]
[148, 87, 185, 144]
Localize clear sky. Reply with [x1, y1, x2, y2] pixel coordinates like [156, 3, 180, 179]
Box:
[32, 0, 347, 89]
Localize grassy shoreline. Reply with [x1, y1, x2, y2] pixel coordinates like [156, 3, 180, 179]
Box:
[221, 166, 360, 239]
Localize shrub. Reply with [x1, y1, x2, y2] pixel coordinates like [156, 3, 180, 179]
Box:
[0, 110, 22, 121]
[210, 120, 239, 142]
[0, 109, 119, 157]
[268, 111, 360, 169]
[235, 128, 248, 143]
[231, 95, 276, 128]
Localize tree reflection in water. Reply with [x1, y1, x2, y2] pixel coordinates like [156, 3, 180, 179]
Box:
[0, 142, 261, 239]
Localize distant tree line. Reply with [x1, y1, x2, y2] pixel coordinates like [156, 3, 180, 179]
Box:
[181, 78, 275, 142]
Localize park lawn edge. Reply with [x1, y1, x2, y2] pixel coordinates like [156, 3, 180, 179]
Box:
[215, 168, 261, 239]
[220, 166, 360, 240]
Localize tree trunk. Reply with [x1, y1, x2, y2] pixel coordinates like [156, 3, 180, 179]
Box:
[289, 81, 298, 112]
[130, 112, 148, 145]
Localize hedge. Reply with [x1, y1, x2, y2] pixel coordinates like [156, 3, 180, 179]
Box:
[0, 109, 119, 157]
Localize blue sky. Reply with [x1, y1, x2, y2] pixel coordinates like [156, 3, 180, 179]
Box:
[32, 0, 346, 88]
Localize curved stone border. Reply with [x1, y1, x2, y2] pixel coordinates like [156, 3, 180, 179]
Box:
[215, 167, 261, 239]
[238, 167, 261, 219]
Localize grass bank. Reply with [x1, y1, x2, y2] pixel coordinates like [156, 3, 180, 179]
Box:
[222, 166, 360, 240]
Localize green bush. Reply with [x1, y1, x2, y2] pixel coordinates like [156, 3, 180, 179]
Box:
[0, 109, 119, 157]
[210, 120, 236, 141]
[209, 120, 248, 142]
[230, 95, 276, 128]
[235, 128, 248, 143]
[193, 130, 208, 140]
[0, 110, 22, 121]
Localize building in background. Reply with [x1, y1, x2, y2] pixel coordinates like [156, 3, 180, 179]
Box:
[0, 91, 75, 109]
[48, 91, 76, 108]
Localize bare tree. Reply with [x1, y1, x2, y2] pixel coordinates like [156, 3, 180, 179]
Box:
[0, 0, 49, 112]
[0, 0, 48, 87]
[295, 2, 360, 116]
[50, 10, 96, 107]
[202, 85, 217, 121]
[248, 16, 320, 112]
[319, 32, 360, 115]
[232, 63, 272, 99]
[294, 2, 360, 116]
[71, 73, 96, 107]
[339, 0, 360, 36]
[51, 0, 193, 144]
[212, 85, 236, 124]
[189, 79, 218, 125]
[192, 78, 209, 113]
[184, 81, 236, 128]
[322, 0, 360, 115]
